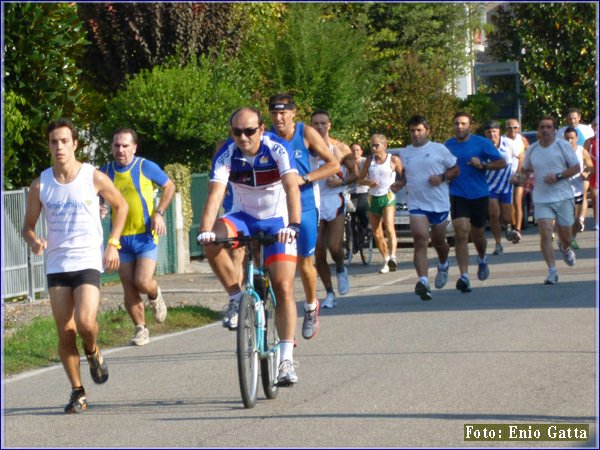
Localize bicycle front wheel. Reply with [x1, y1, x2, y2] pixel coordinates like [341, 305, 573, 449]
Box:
[237, 292, 259, 408]
[360, 232, 374, 265]
[260, 288, 279, 400]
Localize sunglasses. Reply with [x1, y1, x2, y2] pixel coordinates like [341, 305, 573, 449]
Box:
[231, 127, 259, 137]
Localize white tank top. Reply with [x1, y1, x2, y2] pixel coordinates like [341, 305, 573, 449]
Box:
[40, 163, 104, 274]
[318, 143, 345, 196]
[368, 153, 395, 196]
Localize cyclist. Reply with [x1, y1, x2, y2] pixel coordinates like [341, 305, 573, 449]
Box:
[197, 107, 301, 386]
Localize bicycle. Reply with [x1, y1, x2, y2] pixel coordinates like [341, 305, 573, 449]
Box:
[210, 232, 281, 409]
[344, 202, 373, 266]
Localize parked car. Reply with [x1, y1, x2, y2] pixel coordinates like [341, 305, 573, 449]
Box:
[388, 148, 456, 245]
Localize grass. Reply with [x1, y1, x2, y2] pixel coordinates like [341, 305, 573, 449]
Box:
[3, 305, 221, 376]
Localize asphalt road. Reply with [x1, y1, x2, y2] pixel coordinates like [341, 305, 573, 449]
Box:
[2, 223, 598, 448]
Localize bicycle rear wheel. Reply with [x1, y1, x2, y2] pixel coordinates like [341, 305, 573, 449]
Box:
[237, 292, 259, 408]
[343, 215, 354, 265]
[260, 288, 279, 400]
[360, 232, 374, 265]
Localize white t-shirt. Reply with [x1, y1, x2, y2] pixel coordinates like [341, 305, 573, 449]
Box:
[522, 139, 580, 204]
[398, 141, 457, 212]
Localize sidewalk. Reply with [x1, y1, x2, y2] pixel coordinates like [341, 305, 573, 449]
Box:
[2, 259, 226, 333]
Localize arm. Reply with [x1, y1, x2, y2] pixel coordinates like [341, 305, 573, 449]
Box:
[328, 140, 358, 188]
[94, 170, 128, 272]
[582, 148, 594, 176]
[357, 155, 374, 186]
[282, 171, 301, 226]
[430, 164, 459, 186]
[151, 178, 176, 236]
[21, 178, 47, 256]
[390, 155, 405, 193]
[299, 125, 340, 186]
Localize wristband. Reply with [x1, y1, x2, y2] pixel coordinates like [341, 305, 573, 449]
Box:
[155, 209, 165, 217]
[108, 238, 121, 250]
[287, 223, 301, 234]
[556, 172, 563, 180]
[441, 173, 447, 182]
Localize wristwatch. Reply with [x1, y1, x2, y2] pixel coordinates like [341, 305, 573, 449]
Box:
[302, 174, 311, 184]
[556, 172, 563, 181]
[155, 208, 165, 217]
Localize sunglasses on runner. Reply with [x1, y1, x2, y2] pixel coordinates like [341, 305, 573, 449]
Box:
[231, 127, 259, 137]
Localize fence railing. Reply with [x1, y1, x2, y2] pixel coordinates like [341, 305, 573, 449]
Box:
[2, 188, 178, 302]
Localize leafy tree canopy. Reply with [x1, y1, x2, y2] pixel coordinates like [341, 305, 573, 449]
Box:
[487, 3, 597, 129]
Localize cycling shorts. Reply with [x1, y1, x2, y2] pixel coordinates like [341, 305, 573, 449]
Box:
[221, 211, 297, 267]
[47, 269, 101, 289]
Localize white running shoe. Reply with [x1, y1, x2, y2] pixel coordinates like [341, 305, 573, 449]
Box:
[388, 256, 397, 272]
[130, 325, 150, 346]
[149, 286, 167, 323]
[322, 292, 336, 309]
[379, 261, 390, 274]
[222, 301, 239, 329]
[337, 267, 350, 295]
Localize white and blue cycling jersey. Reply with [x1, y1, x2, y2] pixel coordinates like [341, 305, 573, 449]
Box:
[486, 136, 518, 195]
[211, 132, 297, 220]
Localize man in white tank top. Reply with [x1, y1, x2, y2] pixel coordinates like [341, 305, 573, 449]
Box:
[357, 134, 404, 274]
[21, 118, 128, 414]
[310, 110, 358, 309]
[504, 118, 529, 243]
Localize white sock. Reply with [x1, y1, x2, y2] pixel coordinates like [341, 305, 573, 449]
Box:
[229, 290, 243, 303]
[304, 301, 317, 312]
[439, 261, 449, 270]
[280, 340, 294, 362]
[419, 276, 428, 284]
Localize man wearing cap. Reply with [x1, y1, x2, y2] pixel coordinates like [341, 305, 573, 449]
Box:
[444, 112, 506, 293]
[483, 120, 520, 256]
[268, 93, 340, 340]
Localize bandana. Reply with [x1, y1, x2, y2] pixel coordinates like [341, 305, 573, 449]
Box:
[269, 103, 296, 111]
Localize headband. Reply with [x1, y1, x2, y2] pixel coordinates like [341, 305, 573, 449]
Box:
[269, 103, 296, 111]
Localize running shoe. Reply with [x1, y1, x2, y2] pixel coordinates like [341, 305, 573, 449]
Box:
[512, 229, 522, 244]
[301, 300, 320, 340]
[576, 218, 585, 233]
[388, 256, 397, 272]
[558, 243, 576, 267]
[492, 243, 503, 256]
[379, 261, 390, 274]
[477, 258, 490, 281]
[64, 388, 87, 414]
[456, 277, 471, 293]
[415, 280, 432, 301]
[337, 267, 350, 295]
[130, 325, 150, 346]
[149, 286, 167, 323]
[321, 292, 336, 309]
[434, 263, 449, 289]
[544, 272, 559, 285]
[86, 346, 109, 384]
[504, 225, 515, 242]
[222, 300, 239, 330]
[570, 239, 579, 250]
[277, 359, 298, 387]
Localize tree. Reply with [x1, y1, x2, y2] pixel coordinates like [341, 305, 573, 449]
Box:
[3, 2, 89, 188]
[78, 2, 245, 93]
[487, 3, 597, 129]
[98, 54, 255, 172]
[242, 3, 377, 144]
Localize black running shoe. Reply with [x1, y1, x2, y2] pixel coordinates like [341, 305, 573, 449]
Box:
[86, 346, 109, 384]
[64, 387, 87, 414]
[456, 277, 471, 293]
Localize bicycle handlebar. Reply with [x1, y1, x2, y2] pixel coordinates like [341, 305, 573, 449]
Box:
[205, 232, 278, 247]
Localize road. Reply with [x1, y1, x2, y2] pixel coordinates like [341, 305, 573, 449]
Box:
[2, 224, 597, 448]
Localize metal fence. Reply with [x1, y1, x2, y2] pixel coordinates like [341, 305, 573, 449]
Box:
[2, 189, 178, 302]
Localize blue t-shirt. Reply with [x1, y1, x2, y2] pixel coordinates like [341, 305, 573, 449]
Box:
[444, 134, 503, 199]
